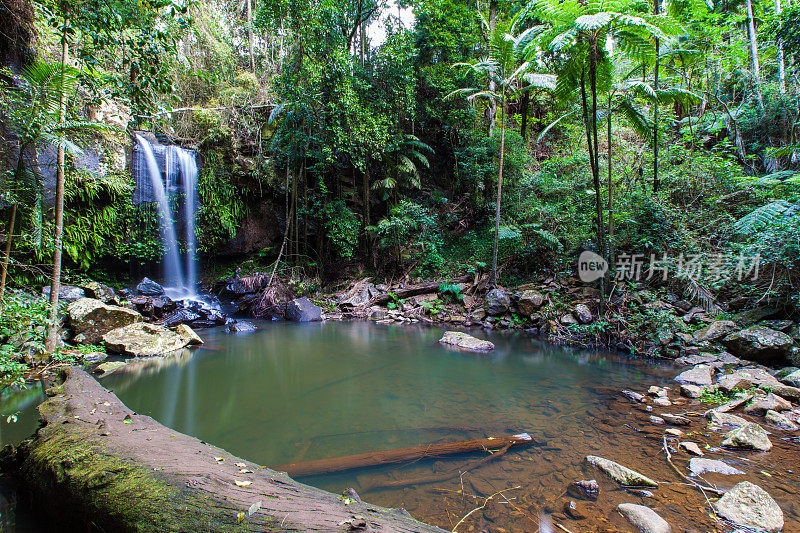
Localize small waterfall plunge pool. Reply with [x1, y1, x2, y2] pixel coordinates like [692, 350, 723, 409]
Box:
[5, 321, 800, 531]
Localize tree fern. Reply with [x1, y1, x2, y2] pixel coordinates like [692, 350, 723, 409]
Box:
[734, 200, 800, 235]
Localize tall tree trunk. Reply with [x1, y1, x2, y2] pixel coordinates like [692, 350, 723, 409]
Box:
[520, 89, 530, 140]
[777, 0, 786, 93]
[0, 152, 26, 302]
[45, 22, 69, 354]
[246, 0, 255, 73]
[363, 168, 370, 228]
[607, 93, 614, 270]
[360, 21, 366, 66]
[589, 41, 606, 306]
[490, 93, 507, 288]
[653, 0, 661, 193]
[0, 204, 17, 302]
[487, 0, 498, 136]
[746, 0, 765, 111]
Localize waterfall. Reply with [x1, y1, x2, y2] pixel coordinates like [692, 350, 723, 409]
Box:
[135, 135, 185, 289]
[175, 147, 198, 294]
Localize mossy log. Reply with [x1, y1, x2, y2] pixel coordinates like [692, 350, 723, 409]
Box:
[11, 367, 447, 532]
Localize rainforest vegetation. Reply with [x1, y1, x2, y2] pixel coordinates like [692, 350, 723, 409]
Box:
[2, 0, 800, 374]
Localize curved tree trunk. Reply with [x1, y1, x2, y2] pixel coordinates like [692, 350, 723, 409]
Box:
[9, 367, 447, 533]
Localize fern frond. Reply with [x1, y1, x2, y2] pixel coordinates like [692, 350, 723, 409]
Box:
[733, 200, 800, 235]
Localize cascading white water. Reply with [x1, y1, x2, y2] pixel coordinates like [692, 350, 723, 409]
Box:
[135, 135, 186, 289]
[175, 147, 198, 294]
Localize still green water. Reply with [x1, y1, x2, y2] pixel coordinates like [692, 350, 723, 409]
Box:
[102, 321, 666, 469]
[0, 321, 675, 531]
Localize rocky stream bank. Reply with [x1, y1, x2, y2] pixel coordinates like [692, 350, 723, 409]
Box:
[3, 270, 800, 532]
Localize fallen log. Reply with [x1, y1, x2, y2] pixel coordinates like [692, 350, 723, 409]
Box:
[359, 442, 514, 492]
[8, 367, 447, 532]
[366, 275, 473, 307]
[273, 432, 536, 478]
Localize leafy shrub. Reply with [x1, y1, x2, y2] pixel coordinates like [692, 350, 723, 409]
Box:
[438, 281, 463, 303]
[370, 200, 444, 275]
[321, 199, 360, 259]
[0, 291, 55, 386]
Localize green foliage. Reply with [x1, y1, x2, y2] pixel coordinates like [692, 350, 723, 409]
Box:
[196, 148, 248, 250]
[49, 0, 192, 112]
[63, 170, 134, 270]
[321, 200, 360, 259]
[0, 291, 56, 385]
[438, 282, 463, 303]
[370, 200, 444, 275]
[699, 387, 731, 405]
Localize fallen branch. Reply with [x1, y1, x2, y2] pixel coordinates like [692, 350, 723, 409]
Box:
[273, 432, 536, 478]
[366, 275, 472, 307]
[662, 435, 724, 497]
[360, 442, 513, 492]
[451, 485, 521, 532]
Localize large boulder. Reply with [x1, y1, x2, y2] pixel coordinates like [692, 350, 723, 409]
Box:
[338, 280, 380, 308]
[227, 320, 259, 333]
[129, 295, 177, 320]
[82, 281, 118, 304]
[722, 422, 772, 451]
[103, 323, 199, 357]
[285, 297, 322, 322]
[68, 298, 142, 345]
[713, 482, 784, 533]
[484, 289, 510, 316]
[706, 410, 749, 428]
[780, 369, 800, 388]
[438, 331, 495, 352]
[174, 324, 203, 346]
[673, 364, 713, 386]
[688, 458, 744, 476]
[516, 290, 546, 316]
[744, 393, 791, 416]
[616, 504, 671, 533]
[42, 284, 85, 303]
[722, 326, 794, 362]
[693, 320, 737, 342]
[136, 277, 165, 296]
[766, 409, 799, 430]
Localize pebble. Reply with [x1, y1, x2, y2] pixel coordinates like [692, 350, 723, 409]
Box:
[622, 389, 646, 402]
[678, 441, 704, 456]
[617, 503, 671, 533]
[689, 458, 744, 476]
[661, 413, 690, 426]
[568, 479, 599, 500]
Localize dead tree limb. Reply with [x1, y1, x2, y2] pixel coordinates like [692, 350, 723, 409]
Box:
[273, 432, 536, 478]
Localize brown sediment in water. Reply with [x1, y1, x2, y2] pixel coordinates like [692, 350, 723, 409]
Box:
[90, 323, 800, 533]
[309, 390, 800, 533]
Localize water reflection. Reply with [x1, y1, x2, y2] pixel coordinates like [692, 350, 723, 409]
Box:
[104, 322, 665, 468]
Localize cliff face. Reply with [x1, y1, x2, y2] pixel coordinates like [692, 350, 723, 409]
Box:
[0, 0, 37, 75]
